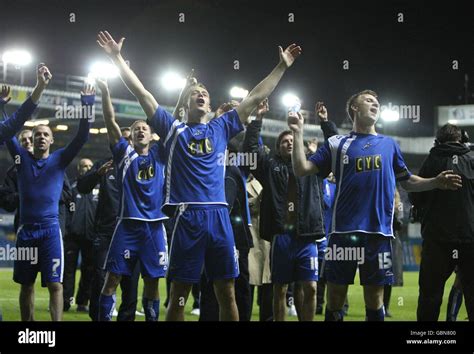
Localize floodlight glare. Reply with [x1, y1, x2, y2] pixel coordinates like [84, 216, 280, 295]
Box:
[2, 50, 32, 66]
[161, 72, 186, 91]
[230, 86, 248, 99]
[381, 108, 400, 122]
[89, 61, 119, 80]
[282, 93, 300, 108]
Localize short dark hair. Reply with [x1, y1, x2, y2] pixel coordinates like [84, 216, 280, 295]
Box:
[346, 89, 378, 122]
[275, 130, 293, 154]
[436, 123, 462, 144]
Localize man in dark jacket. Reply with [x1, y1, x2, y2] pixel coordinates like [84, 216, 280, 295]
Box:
[63, 158, 97, 312]
[77, 128, 141, 321]
[243, 101, 338, 321]
[410, 123, 474, 321]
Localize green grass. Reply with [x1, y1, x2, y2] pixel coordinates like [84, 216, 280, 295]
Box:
[0, 268, 468, 321]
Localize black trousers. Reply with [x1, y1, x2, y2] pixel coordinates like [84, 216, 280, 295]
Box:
[417, 239, 474, 321]
[199, 249, 251, 321]
[89, 234, 140, 321]
[63, 236, 94, 308]
[317, 257, 326, 308]
[250, 284, 273, 321]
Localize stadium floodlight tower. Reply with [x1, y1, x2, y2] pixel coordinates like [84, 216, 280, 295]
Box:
[2, 49, 32, 84]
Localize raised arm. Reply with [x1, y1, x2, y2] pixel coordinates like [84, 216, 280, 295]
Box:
[31, 63, 52, 104]
[59, 85, 94, 167]
[236, 44, 302, 124]
[289, 112, 319, 177]
[316, 101, 339, 141]
[399, 171, 462, 192]
[241, 99, 270, 181]
[97, 31, 158, 119]
[95, 79, 121, 146]
[172, 69, 197, 121]
[0, 64, 51, 142]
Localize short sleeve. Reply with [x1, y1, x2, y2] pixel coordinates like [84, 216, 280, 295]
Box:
[110, 137, 131, 164]
[308, 140, 332, 178]
[392, 139, 411, 181]
[149, 106, 176, 140]
[209, 109, 244, 142]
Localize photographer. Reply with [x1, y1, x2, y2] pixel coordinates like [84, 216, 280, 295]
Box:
[410, 124, 474, 321]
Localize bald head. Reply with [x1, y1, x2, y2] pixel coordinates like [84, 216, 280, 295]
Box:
[77, 158, 93, 176]
[32, 124, 54, 154]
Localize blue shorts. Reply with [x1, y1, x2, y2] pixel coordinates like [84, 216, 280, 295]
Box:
[316, 237, 328, 261]
[13, 222, 63, 287]
[271, 233, 319, 284]
[168, 204, 239, 283]
[105, 219, 168, 278]
[321, 233, 394, 286]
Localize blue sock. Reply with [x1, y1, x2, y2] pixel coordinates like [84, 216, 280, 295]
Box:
[142, 298, 160, 321]
[99, 294, 116, 322]
[366, 306, 384, 321]
[324, 307, 344, 321]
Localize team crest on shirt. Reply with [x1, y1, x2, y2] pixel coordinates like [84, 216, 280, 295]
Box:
[187, 138, 213, 155]
[355, 154, 382, 173]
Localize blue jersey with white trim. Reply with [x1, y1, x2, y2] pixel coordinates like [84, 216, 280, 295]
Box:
[149, 106, 244, 207]
[111, 137, 167, 221]
[309, 132, 411, 237]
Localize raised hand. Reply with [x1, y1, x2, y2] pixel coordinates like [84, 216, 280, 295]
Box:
[0, 85, 11, 104]
[37, 63, 52, 86]
[81, 83, 96, 97]
[435, 170, 462, 190]
[97, 160, 114, 176]
[287, 111, 304, 133]
[256, 98, 269, 120]
[215, 100, 240, 118]
[315, 101, 328, 122]
[185, 68, 198, 88]
[97, 31, 125, 57]
[279, 43, 302, 68]
[95, 78, 109, 93]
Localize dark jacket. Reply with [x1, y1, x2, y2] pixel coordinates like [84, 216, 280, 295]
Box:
[242, 119, 338, 242]
[225, 165, 253, 251]
[410, 142, 474, 243]
[67, 179, 99, 240]
[77, 157, 119, 238]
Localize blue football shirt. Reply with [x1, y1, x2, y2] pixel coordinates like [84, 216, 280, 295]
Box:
[309, 132, 411, 237]
[149, 106, 244, 209]
[111, 137, 167, 221]
[6, 118, 90, 225]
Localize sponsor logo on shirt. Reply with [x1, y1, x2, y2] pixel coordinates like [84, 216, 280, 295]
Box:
[355, 154, 382, 173]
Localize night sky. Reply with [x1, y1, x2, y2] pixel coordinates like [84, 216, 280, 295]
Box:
[1, 0, 473, 136]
